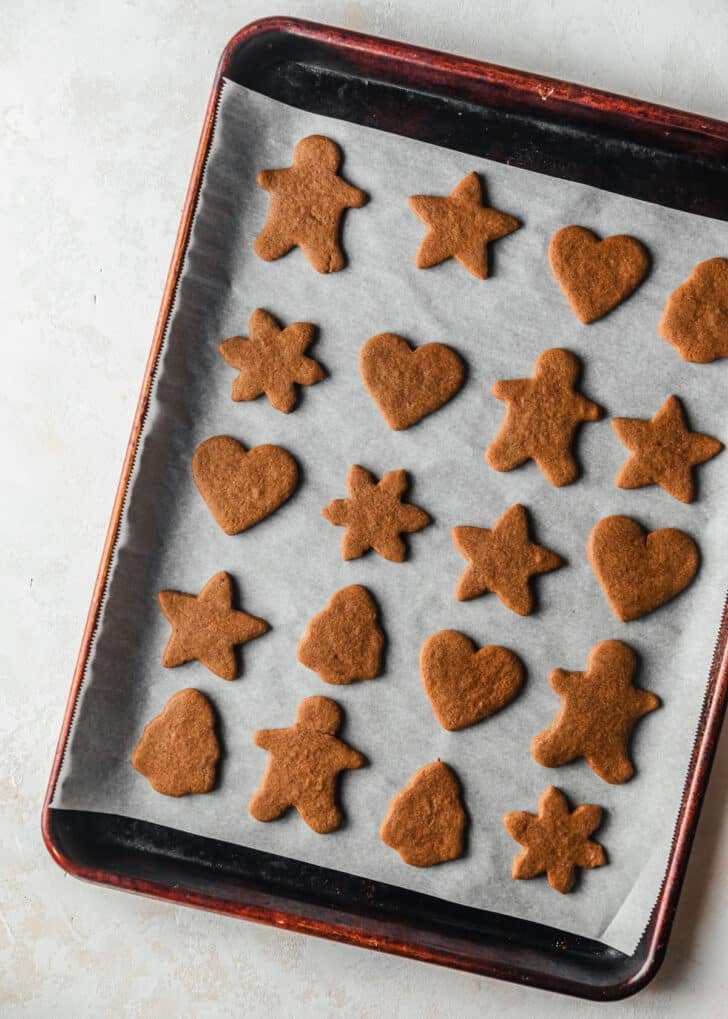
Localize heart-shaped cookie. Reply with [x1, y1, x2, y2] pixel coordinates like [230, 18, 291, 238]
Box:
[360, 332, 465, 430]
[420, 629, 525, 731]
[588, 515, 699, 621]
[192, 435, 298, 535]
[549, 226, 650, 324]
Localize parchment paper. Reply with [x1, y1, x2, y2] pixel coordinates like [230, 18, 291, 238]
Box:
[53, 79, 728, 954]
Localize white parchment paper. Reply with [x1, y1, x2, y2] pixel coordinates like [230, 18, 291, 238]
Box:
[53, 80, 728, 954]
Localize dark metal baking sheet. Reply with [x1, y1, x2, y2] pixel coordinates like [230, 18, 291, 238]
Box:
[43, 17, 728, 1000]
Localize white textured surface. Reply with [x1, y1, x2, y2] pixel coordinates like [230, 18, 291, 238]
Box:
[3, 1, 728, 1014]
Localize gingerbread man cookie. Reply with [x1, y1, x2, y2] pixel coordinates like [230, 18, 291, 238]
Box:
[254, 135, 367, 273]
[532, 641, 660, 784]
[486, 348, 603, 486]
[249, 697, 365, 834]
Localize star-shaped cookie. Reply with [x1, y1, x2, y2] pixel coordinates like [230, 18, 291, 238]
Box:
[323, 465, 431, 562]
[452, 504, 563, 615]
[486, 348, 603, 486]
[408, 172, 520, 279]
[158, 571, 269, 680]
[612, 395, 723, 503]
[219, 308, 325, 413]
[254, 135, 367, 274]
[503, 786, 607, 894]
[531, 640, 660, 784]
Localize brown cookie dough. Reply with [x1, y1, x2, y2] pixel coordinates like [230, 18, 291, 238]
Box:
[612, 395, 723, 503]
[254, 135, 367, 274]
[192, 435, 298, 535]
[588, 514, 700, 622]
[359, 332, 465, 430]
[486, 348, 603, 487]
[549, 225, 650, 323]
[504, 786, 607, 894]
[380, 761, 467, 867]
[420, 629, 525, 731]
[297, 585, 384, 685]
[249, 696, 365, 833]
[409, 172, 519, 279]
[659, 258, 728, 363]
[323, 465, 430, 562]
[158, 571, 269, 680]
[532, 641, 660, 784]
[132, 689, 220, 797]
[219, 308, 325, 413]
[452, 504, 564, 616]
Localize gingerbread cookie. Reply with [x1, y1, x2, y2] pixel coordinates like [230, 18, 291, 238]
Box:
[192, 435, 298, 535]
[420, 630, 525, 731]
[549, 225, 650, 323]
[409, 172, 519, 279]
[254, 135, 367, 274]
[613, 395, 723, 503]
[504, 786, 606, 894]
[359, 332, 465, 430]
[323, 465, 430, 562]
[452, 504, 564, 615]
[132, 689, 220, 797]
[659, 258, 728, 363]
[532, 641, 660, 784]
[486, 348, 603, 487]
[380, 761, 467, 867]
[249, 696, 365, 833]
[219, 308, 325, 413]
[297, 585, 384, 685]
[158, 571, 268, 680]
[588, 515, 700, 622]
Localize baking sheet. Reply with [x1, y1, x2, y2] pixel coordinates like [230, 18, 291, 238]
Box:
[53, 79, 728, 954]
